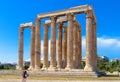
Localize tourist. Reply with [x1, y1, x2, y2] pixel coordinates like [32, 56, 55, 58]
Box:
[22, 70, 29, 82]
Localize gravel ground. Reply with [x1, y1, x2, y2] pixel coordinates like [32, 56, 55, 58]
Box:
[0, 79, 120, 82]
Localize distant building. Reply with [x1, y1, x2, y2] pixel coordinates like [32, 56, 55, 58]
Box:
[24, 61, 30, 66]
[100, 56, 109, 62]
[112, 58, 120, 62]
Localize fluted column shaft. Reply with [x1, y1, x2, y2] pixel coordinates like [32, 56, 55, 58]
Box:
[77, 26, 82, 69]
[84, 11, 97, 72]
[35, 18, 41, 70]
[93, 22, 98, 70]
[50, 16, 57, 69]
[73, 24, 78, 69]
[57, 22, 63, 69]
[29, 26, 35, 70]
[43, 24, 49, 69]
[62, 27, 67, 68]
[18, 27, 24, 70]
[66, 13, 74, 70]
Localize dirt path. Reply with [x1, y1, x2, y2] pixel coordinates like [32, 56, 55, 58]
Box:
[0, 79, 120, 82]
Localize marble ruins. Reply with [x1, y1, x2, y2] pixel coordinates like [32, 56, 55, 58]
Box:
[17, 5, 98, 73]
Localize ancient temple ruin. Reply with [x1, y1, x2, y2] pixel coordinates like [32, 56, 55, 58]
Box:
[17, 5, 98, 73]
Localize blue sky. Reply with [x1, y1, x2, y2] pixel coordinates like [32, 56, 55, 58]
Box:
[0, 0, 120, 63]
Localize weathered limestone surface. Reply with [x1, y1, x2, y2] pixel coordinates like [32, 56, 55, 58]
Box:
[62, 27, 67, 68]
[77, 26, 82, 69]
[43, 24, 49, 69]
[35, 18, 40, 70]
[50, 16, 57, 70]
[29, 26, 35, 70]
[65, 13, 74, 70]
[17, 27, 24, 70]
[57, 22, 63, 69]
[73, 24, 78, 69]
[84, 11, 97, 72]
[92, 22, 98, 71]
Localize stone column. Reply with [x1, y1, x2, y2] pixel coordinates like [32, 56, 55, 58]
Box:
[17, 27, 24, 70]
[62, 27, 67, 68]
[92, 21, 98, 71]
[35, 18, 41, 70]
[50, 16, 57, 70]
[29, 26, 35, 70]
[65, 13, 74, 70]
[43, 24, 49, 69]
[73, 23, 78, 69]
[84, 11, 97, 72]
[77, 26, 82, 69]
[57, 22, 63, 69]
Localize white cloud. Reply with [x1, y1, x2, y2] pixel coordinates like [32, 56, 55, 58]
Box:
[41, 40, 51, 59]
[81, 36, 120, 59]
[97, 37, 120, 48]
[82, 36, 120, 48]
[82, 36, 86, 48]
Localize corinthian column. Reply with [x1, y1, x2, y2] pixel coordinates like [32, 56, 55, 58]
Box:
[77, 26, 82, 69]
[84, 11, 97, 72]
[50, 16, 57, 70]
[62, 27, 67, 68]
[65, 13, 74, 70]
[43, 24, 49, 69]
[35, 18, 41, 70]
[29, 26, 35, 70]
[57, 22, 63, 69]
[73, 23, 78, 69]
[17, 27, 24, 70]
[92, 21, 98, 71]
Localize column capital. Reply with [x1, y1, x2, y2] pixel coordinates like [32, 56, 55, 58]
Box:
[44, 24, 49, 30]
[36, 18, 41, 21]
[78, 26, 81, 32]
[58, 22, 63, 29]
[86, 10, 93, 18]
[31, 25, 35, 29]
[63, 26, 67, 32]
[67, 13, 74, 21]
[50, 16, 57, 23]
[20, 27, 24, 32]
[35, 18, 41, 25]
[73, 22, 78, 27]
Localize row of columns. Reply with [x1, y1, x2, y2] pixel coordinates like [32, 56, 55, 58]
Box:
[42, 14, 82, 70]
[17, 26, 36, 70]
[42, 12, 97, 71]
[18, 11, 97, 72]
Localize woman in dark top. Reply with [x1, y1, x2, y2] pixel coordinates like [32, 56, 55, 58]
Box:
[22, 70, 29, 82]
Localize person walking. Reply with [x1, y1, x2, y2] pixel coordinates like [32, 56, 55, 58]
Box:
[22, 70, 29, 82]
